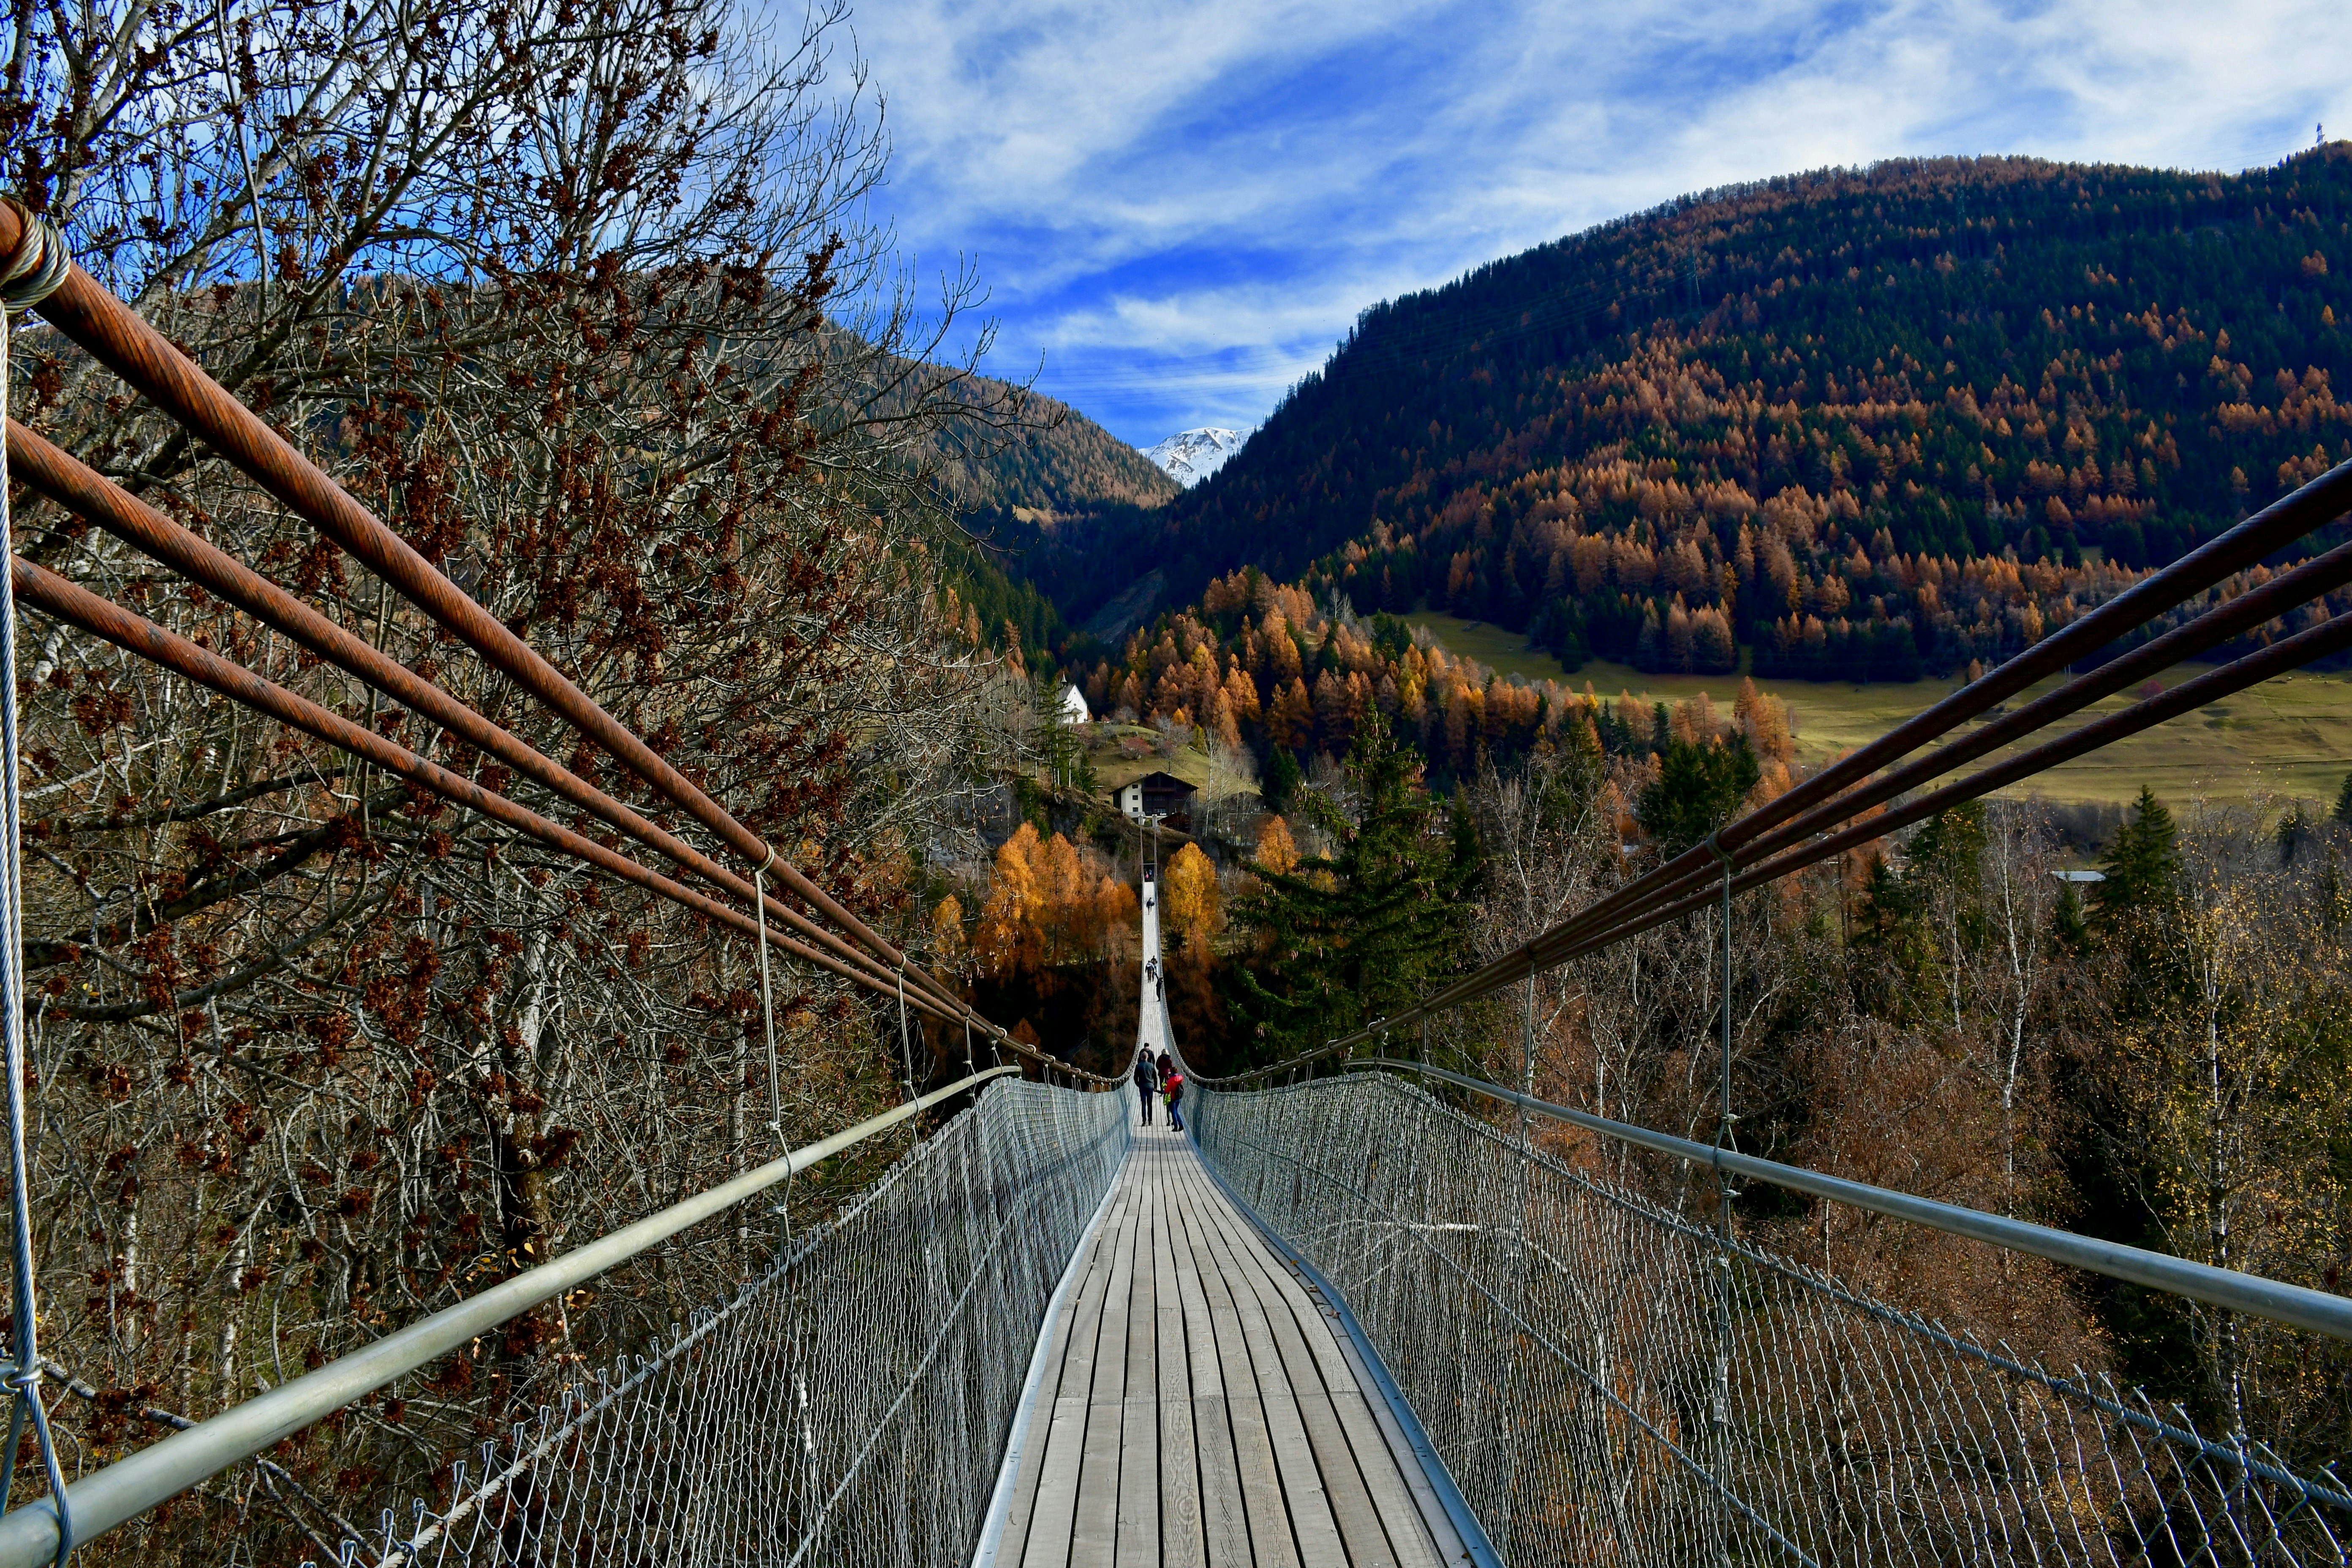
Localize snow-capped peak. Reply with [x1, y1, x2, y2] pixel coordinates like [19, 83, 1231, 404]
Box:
[1143, 427, 1247, 486]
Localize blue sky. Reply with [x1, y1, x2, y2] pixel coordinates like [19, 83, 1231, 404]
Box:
[847, 0, 2352, 449]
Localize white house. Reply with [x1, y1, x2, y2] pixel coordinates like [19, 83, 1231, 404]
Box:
[1058, 683, 1090, 726]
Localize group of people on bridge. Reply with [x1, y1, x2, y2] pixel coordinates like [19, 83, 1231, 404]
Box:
[1132, 1049, 1184, 1132]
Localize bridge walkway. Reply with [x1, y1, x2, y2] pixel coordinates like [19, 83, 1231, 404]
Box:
[991, 1124, 1459, 1568]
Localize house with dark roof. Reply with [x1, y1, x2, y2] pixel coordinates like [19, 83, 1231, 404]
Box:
[1113, 771, 1196, 830]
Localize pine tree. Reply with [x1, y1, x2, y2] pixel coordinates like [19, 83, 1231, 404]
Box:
[2333, 768, 2352, 827]
[1229, 710, 1471, 1066]
[2051, 879, 2088, 950]
[1636, 734, 1761, 856]
[1264, 744, 1303, 812]
[2092, 787, 2185, 1005]
[2094, 786, 2183, 925]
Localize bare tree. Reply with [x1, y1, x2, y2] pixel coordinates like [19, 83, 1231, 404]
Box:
[5, 0, 1037, 1557]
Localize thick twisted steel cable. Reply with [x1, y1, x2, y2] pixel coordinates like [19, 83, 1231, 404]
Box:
[7, 556, 966, 1027]
[0, 201, 74, 1568]
[1531, 531, 2352, 955]
[4, 422, 985, 1022]
[0, 206, 971, 1025]
[1512, 457, 2352, 963]
[1194, 459, 2352, 1086]
[9, 552, 1120, 1086]
[1541, 603, 2352, 969]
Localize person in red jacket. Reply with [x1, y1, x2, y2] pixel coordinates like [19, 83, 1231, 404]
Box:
[1160, 1056, 1185, 1133]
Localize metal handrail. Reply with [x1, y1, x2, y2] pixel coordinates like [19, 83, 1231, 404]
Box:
[0, 1066, 1040, 1568]
[1344, 1057, 2352, 1342]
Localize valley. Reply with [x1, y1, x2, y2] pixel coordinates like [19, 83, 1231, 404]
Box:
[1405, 610, 2352, 805]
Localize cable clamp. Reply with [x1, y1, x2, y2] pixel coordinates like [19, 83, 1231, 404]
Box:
[0, 201, 70, 315]
[1702, 831, 1735, 869]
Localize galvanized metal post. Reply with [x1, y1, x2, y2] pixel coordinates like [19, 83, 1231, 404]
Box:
[0, 207, 72, 1566]
[754, 863, 782, 1149]
[1712, 846, 1736, 1566]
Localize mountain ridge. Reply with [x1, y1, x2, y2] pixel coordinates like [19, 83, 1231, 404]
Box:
[1037, 147, 2351, 687]
[1143, 427, 1249, 486]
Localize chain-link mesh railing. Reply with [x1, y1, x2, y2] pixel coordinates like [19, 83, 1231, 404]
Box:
[352, 1077, 1126, 1568]
[1191, 1069, 2351, 1568]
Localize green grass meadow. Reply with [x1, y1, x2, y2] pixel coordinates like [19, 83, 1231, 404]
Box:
[1407, 612, 2352, 808]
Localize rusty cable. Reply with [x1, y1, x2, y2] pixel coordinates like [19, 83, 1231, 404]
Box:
[1541, 604, 2352, 966]
[7, 555, 967, 1029]
[3, 419, 958, 1022]
[0, 206, 968, 1020]
[1508, 528, 2352, 958]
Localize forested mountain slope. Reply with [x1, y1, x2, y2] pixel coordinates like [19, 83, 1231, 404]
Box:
[925, 378, 1179, 656]
[1092, 147, 2352, 683]
[929, 383, 1179, 515]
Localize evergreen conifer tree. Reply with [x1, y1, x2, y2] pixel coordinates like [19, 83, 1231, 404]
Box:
[2094, 786, 2183, 924]
[2051, 879, 2088, 950]
[1264, 744, 1303, 812]
[1229, 710, 1472, 1066]
[2333, 768, 2352, 827]
[1636, 734, 1761, 856]
[2092, 787, 2186, 1007]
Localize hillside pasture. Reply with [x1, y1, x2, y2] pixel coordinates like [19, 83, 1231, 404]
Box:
[1408, 612, 2352, 808]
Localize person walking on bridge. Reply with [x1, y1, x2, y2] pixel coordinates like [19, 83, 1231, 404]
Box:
[1132, 1048, 1160, 1127]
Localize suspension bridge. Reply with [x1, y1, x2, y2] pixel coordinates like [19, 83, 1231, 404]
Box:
[1, 201, 2351, 1568]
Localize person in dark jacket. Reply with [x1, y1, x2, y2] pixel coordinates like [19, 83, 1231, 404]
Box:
[1132, 1048, 1159, 1126]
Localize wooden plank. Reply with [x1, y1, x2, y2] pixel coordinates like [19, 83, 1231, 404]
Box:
[1210, 1205, 1410, 1568]
[1154, 1157, 1207, 1568]
[1116, 1148, 1161, 1568]
[1175, 1166, 1348, 1568]
[1168, 1163, 1303, 1568]
[1166, 1161, 1250, 1568]
[1203, 1192, 1440, 1565]
[1190, 1394, 1255, 1568]
[1019, 1180, 1134, 1568]
[1069, 1190, 1141, 1567]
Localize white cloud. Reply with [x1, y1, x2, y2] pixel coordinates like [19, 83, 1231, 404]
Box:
[829, 0, 2352, 442]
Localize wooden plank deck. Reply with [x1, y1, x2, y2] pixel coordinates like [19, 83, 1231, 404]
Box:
[992, 1125, 1454, 1568]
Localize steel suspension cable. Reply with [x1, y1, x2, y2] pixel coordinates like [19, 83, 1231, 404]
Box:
[8, 556, 966, 1028]
[1545, 604, 2352, 966]
[1196, 457, 2352, 1084]
[0, 206, 972, 1023]
[1538, 531, 2352, 951]
[7, 555, 1134, 1099]
[3, 421, 974, 1021]
[1524, 457, 2352, 962]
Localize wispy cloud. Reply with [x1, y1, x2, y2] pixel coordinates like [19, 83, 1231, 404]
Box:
[837, 0, 2352, 445]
